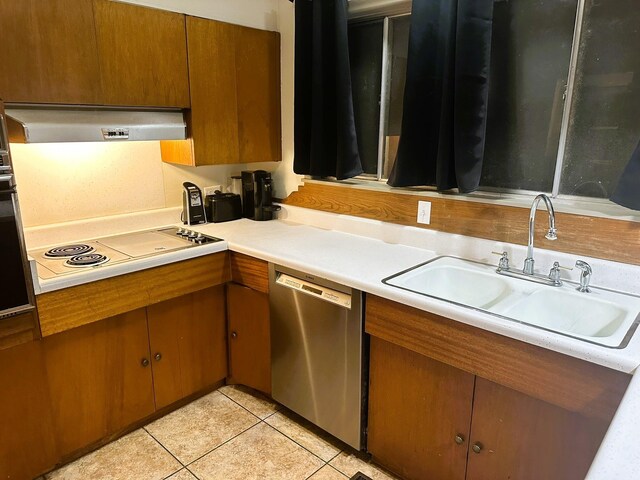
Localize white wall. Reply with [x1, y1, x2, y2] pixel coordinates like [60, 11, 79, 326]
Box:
[272, 0, 303, 198]
[119, 0, 279, 30]
[12, 0, 300, 228]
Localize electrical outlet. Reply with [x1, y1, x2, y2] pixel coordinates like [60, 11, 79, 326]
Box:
[203, 185, 222, 197]
[417, 200, 431, 225]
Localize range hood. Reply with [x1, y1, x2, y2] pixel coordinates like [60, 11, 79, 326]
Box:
[5, 105, 187, 143]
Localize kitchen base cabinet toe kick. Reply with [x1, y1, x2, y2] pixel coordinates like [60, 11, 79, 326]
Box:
[365, 295, 630, 480]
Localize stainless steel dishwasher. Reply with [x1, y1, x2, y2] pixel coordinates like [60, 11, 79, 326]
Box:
[269, 263, 366, 450]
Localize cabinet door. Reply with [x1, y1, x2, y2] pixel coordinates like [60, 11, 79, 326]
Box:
[147, 286, 227, 410]
[0, 340, 58, 479]
[43, 309, 155, 458]
[368, 337, 475, 480]
[236, 26, 282, 164]
[466, 378, 609, 480]
[93, 0, 190, 107]
[164, 18, 282, 166]
[0, 0, 101, 104]
[185, 17, 240, 165]
[227, 283, 271, 394]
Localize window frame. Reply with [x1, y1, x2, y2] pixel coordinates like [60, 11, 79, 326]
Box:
[346, 0, 637, 217]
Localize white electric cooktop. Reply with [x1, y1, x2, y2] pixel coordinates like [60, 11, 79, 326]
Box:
[30, 226, 222, 279]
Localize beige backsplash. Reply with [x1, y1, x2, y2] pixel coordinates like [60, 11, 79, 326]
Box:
[10, 140, 282, 228]
[11, 141, 167, 227]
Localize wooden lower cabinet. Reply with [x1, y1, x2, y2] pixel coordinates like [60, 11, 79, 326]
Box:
[368, 337, 474, 480]
[0, 340, 58, 480]
[37, 286, 227, 465]
[368, 339, 613, 480]
[43, 308, 155, 459]
[148, 286, 228, 409]
[466, 378, 609, 480]
[226, 283, 271, 394]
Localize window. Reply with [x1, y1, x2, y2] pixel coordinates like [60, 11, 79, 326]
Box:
[561, 0, 640, 199]
[349, 15, 410, 179]
[347, 1, 639, 203]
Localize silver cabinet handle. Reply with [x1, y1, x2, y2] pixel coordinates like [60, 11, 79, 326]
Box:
[454, 434, 465, 445]
[472, 442, 483, 454]
[154, 352, 162, 361]
[141, 358, 150, 367]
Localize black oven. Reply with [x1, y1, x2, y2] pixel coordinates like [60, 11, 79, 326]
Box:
[0, 107, 36, 320]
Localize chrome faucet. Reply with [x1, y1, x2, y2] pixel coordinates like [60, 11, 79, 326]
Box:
[523, 194, 557, 275]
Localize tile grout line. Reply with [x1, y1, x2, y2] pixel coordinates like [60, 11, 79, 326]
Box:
[143, 426, 187, 472]
[217, 388, 279, 423]
[304, 463, 327, 480]
[260, 418, 342, 467]
[185, 465, 202, 480]
[219, 389, 347, 470]
[309, 463, 350, 479]
[327, 450, 343, 464]
[153, 387, 347, 478]
[183, 421, 263, 468]
[327, 464, 350, 478]
[325, 451, 351, 478]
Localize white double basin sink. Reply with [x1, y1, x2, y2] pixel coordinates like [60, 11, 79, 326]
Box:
[383, 256, 640, 348]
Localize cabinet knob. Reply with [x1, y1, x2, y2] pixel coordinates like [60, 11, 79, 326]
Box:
[472, 442, 483, 454]
[454, 434, 465, 445]
[154, 352, 162, 362]
[231, 331, 238, 339]
[141, 358, 150, 367]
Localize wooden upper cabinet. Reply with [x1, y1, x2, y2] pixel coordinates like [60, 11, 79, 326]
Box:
[0, 0, 189, 107]
[162, 17, 281, 166]
[93, 0, 190, 107]
[0, 0, 101, 104]
[185, 17, 240, 165]
[236, 25, 282, 164]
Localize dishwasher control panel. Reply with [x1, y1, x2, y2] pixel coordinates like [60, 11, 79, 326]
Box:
[275, 272, 352, 308]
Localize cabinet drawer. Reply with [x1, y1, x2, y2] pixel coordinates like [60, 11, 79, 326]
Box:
[230, 252, 269, 293]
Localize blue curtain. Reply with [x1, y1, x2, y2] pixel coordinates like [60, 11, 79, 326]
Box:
[293, 0, 364, 180]
[388, 0, 495, 192]
[611, 140, 640, 210]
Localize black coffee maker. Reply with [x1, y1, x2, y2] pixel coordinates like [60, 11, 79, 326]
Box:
[241, 170, 280, 221]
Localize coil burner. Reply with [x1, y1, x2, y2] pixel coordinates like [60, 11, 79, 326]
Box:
[64, 253, 110, 268]
[44, 244, 94, 258]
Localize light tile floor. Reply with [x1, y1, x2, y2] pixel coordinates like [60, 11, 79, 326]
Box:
[44, 385, 398, 480]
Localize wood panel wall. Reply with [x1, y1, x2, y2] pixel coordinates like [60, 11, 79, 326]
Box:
[282, 182, 640, 266]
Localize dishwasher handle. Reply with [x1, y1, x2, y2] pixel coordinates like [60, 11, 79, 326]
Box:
[274, 272, 353, 309]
